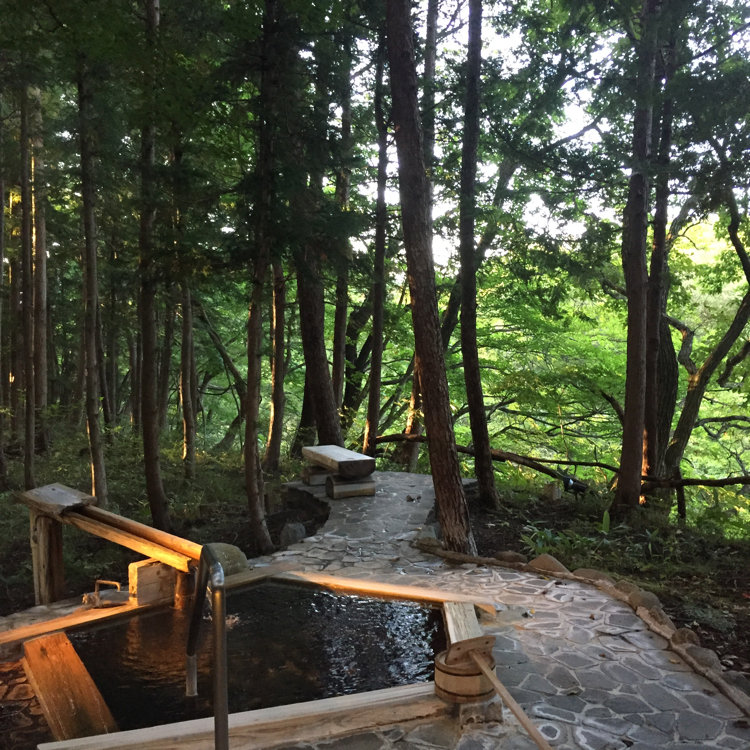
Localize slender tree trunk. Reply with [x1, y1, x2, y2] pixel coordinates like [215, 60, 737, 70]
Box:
[157, 294, 175, 431]
[10, 258, 22, 441]
[459, 0, 498, 509]
[363, 37, 389, 458]
[397, 0, 439, 470]
[244, 0, 278, 554]
[20, 86, 36, 489]
[77, 58, 109, 505]
[128, 333, 141, 431]
[30, 87, 49, 454]
[262, 261, 286, 473]
[0, 126, 7, 488]
[613, 0, 660, 516]
[387, 0, 475, 554]
[138, 0, 171, 531]
[180, 281, 196, 480]
[95, 304, 114, 426]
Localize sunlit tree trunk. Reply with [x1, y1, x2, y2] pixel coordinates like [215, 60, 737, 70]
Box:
[0, 124, 7, 488]
[20, 86, 36, 490]
[139, 0, 171, 531]
[30, 87, 49, 454]
[77, 57, 108, 505]
[459, 0, 499, 509]
[363, 36, 388, 458]
[613, 0, 660, 516]
[262, 261, 286, 473]
[180, 280, 196, 480]
[387, 0, 475, 554]
[397, 0, 439, 471]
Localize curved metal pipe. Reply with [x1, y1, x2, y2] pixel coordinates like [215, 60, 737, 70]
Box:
[185, 545, 230, 750]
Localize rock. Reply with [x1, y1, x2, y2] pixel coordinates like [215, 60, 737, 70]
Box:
[528, 553, 570, 575]
[614, 580, 639, 597]
[685, 644, 723, 672]
[494, 550, 527, 564]
[279, 522, 307, 548]
[671, 627, 700, 647]
[573, 568, 615, 586]
[628, 588, 661, 610]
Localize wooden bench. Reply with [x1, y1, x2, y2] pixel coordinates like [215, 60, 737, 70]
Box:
[301, 445, 376, 499]
[17, 483, 202, 605]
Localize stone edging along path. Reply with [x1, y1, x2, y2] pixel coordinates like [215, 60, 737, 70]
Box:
[412, 534, 750, 719]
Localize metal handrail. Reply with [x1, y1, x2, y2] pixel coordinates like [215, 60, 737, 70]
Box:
[186, 544, 231, 750]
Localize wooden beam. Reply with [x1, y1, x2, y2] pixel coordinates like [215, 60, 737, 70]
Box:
[18, 484, 97, 516]
[64, 512, 194, 572]
[23, 632, 117, 740]
[38, 683, 448, 750]
[78, 506, 202, 561]
[325, 475, 376, 499]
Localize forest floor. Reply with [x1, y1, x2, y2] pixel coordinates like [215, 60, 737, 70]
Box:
[1, 465, 748, 682]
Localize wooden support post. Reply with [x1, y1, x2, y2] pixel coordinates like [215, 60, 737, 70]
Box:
[29, 509, 65, 605]
[23, 632, 117, 740]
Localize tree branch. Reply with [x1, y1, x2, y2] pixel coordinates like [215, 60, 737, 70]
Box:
[718, 339, 750, 386]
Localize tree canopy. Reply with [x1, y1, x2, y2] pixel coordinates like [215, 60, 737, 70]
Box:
[0, 0, 748, 551]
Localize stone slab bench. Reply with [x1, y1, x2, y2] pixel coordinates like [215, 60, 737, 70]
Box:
[301, 445, 376, 499]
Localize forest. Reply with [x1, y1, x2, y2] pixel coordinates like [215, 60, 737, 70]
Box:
[0, 0, 749, 625]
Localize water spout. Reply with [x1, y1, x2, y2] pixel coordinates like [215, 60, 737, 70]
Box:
[186, 543, 247, 750]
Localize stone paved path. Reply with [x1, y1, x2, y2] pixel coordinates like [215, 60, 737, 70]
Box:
[2, 470, 749, 749]
[254, 471, 750, 749]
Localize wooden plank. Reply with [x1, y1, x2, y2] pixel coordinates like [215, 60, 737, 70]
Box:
[0, 601, 150, 654]
[30, 510, 65, 605]
[38, 683, 448, 750]
[272, 571, 496, 613]
[23, 632, 117, 740]
[325, 475, 376, 499]
[63, 512, 193, 572]
[18, 484, 97, 516]
[443, 601, 483, 644]
[301, 445, 375, 479]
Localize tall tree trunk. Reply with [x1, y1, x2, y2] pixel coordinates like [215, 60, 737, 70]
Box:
[387, 0, 475, 554]
[244, 0, 278, 554]
[180, 281, 196, 480]
[157, 293, 175, 431]
[262, 261, 286, 473]
[30, 87, 49, 453]
[77, 58, 109, 505]
[291, 376, 316, 457]
[0, 124, 7, 488]
[9, 258, 22, 441]
[613, 0, 660, 516]
[20, 86, 36, 489]
[459, 0, 498, 509]
[138, 0, 171, 531]
[96, 304, 114, 426]
[397, 0, 439, 470]
[363, 36, 389, 458]
[296, 257, 344, 446]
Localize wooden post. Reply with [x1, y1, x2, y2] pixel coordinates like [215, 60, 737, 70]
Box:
[29, 509, 65, 605]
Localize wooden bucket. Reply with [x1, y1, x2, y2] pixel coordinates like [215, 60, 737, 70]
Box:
[433, 650, 495, 704]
